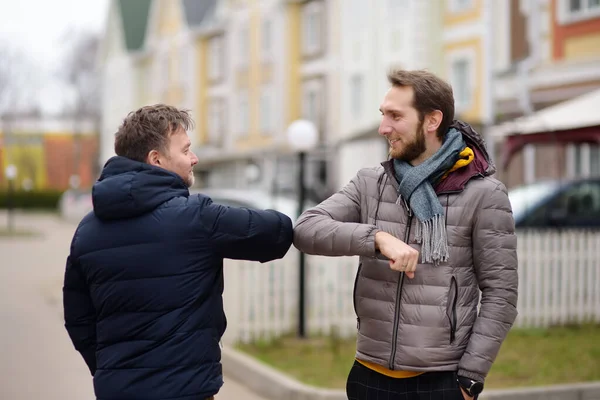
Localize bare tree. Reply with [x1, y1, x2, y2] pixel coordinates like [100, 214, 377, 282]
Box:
[60, 29, 101, 117]
[0, 43, 39, 188]
[0, 44, 36, 114]
[58, 29, 102, 180]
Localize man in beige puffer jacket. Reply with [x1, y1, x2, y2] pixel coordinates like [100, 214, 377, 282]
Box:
[294, 69, 518, 400]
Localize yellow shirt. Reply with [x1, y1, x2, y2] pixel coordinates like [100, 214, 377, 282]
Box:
[356, 359, 424, 379]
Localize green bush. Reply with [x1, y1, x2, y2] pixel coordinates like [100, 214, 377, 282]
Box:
[0, 190, 63, 210]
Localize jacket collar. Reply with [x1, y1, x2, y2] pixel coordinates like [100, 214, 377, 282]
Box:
[381, 120, 493, 195]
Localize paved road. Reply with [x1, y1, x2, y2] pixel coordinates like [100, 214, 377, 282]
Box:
[0, 212, 266, 400]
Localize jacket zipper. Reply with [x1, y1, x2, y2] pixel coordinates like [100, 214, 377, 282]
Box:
[353, 263, 363, 330]
[389, 197, 412, 370]
[450, 276, 458, 343]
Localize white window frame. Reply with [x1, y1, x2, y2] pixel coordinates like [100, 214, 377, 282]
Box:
[259, 86, 274, 134]
[558, 0, 600, 24]
[154, 44, 170, 97]
[302, 1, 324, 57]
[446, 49, 476, 114]
[567, 143, 600, 178]
[261, 19, 273, 63]
[209, 35, 224, 82]
[350, 74, 363, 119]
[208, 98, 224, 146]
[523, 145, 536, 184]
[237, 90, 249, 136]
[448, 0, 475, 13]
[302, 79, 322, 128]
[238, 24, 250, 69]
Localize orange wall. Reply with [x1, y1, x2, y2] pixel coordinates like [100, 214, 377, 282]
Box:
[552, 0, 600, 60]
[44, 136, 98, 190]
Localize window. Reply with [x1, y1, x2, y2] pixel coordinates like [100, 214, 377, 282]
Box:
[448, 0, 474, 13]
[154, 47, 170, 96]
[567, 143, 600, 178]
[238, 25, 249, 68]
[560, 0, 600, 23]
[208, 99, 224, 146]
[178, 44, 195, 107]
[450, 58, 472, 111]
[238, 91, 249, 135]
[261, 19, 272, 62]
[260, 87, 274, 134]
[350, 74, 363, 118]
[209, 35, 224, 81]
[305, 90, 318, 124]
[302, 2, 323, 56]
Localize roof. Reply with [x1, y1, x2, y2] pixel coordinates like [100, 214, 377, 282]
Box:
[118, 0, 153, 51]
[491, 88, 600, 138]
[182, 0, 217, 28]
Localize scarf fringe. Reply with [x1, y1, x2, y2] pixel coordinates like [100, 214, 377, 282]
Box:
[414, 214, 448, 266]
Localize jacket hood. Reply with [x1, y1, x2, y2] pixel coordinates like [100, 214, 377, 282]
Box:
[450, 119, 496, 176]
[92, 156, 189, 221]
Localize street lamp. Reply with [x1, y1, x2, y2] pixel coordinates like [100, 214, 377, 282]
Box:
[286, 119, 318, 338]
[5, 164, 17, 233]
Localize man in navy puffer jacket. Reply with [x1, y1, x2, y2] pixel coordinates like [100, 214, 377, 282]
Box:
[63, 104, 294, 400]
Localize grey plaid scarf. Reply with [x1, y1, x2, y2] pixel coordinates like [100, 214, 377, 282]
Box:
[393, 128, 465, 265]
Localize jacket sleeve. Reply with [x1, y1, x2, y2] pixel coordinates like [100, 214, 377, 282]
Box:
[458, 181, 518, 383]
[63, 254, 97, 376]
[293, 170, 379, 257]
[199, 199, 293, 263]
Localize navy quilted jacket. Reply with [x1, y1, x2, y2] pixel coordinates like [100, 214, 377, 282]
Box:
[63, 156, 293, 400]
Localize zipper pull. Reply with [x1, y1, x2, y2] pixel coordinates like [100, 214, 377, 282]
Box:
[402, 196, 412, 217]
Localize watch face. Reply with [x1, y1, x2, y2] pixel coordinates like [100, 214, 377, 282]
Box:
[471, 381, 484, 395]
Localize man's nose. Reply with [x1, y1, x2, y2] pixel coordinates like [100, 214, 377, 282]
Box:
[379, 121, 392, 136]
[191, 152, 199, 166]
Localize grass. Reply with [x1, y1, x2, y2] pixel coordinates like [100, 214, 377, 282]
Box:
[237, 324, 600, 389]
[0, 228, 40, 237]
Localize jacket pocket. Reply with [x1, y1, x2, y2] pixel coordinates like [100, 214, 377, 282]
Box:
[353, 263, 363, 330]
[446, 276, 458, 343]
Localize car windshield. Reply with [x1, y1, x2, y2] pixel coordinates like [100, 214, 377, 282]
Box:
[508, 181, 561, 221]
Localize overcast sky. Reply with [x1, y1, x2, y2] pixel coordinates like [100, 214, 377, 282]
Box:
[0, 0, 109, 114]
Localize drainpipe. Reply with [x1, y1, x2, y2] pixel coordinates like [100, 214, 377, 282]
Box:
[516, 0, 540, 184]
[517, 0, 540, 116]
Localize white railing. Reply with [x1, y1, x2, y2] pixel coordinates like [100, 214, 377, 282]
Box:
[515, 230, 600, 328]
[221, 230, 600, 344]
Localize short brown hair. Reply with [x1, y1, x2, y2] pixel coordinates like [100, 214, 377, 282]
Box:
[387, 69, 455, 140]
[114, 104, 194, 162]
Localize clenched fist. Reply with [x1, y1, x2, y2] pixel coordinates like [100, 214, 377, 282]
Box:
[375, 231, 419, 279]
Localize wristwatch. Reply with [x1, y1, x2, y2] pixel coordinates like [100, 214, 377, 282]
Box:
[457, 376, 484, 397]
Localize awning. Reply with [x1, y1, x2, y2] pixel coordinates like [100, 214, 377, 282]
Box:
[490, 88, 600, 169]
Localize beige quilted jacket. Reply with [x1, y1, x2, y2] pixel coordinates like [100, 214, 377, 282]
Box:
[293, 122, 518, 383]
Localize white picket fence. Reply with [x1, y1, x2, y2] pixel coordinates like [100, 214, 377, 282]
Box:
[221, 230, 600, 345]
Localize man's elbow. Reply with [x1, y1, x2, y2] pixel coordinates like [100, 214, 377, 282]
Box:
[262, 211, 294, 261]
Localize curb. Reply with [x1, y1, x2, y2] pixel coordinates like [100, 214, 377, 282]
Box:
[222, 346, 600, 400]
[221, 346, 345, 400]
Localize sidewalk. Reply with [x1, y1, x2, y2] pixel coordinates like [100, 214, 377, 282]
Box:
[0, 211, 267, 400]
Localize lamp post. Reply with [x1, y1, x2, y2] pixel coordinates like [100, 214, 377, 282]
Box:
[286, 119, 318, 338]
[5, 164, 17, 233]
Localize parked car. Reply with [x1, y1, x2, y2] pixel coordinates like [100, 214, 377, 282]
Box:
[508, 178, 600, 228]
[190, 187, 317, 223]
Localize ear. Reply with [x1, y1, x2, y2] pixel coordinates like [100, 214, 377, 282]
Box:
[147, 149, 161, 166]
[425, 110, 443, 135]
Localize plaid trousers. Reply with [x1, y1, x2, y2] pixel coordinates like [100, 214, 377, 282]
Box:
[346, 361, 465, 400]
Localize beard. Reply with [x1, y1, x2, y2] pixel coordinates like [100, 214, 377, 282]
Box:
[184, 172, 195, 188]
[389, 120, 426, 162]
